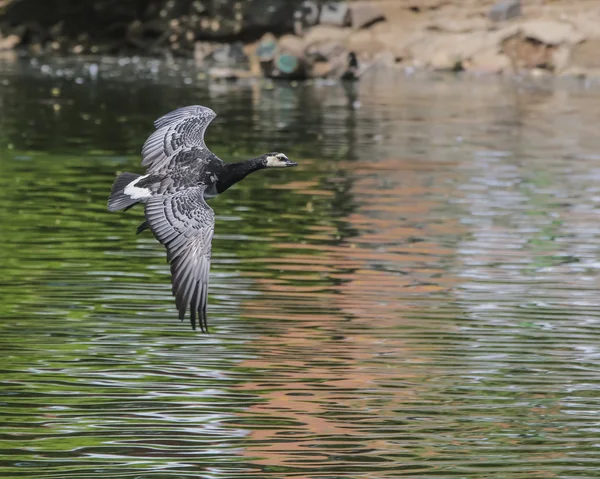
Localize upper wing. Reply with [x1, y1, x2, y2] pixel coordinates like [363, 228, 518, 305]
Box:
[141, 105, 217, 173]
[144, 187, 215, 331]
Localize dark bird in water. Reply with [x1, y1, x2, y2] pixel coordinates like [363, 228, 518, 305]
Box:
[108, 105, 297, 332]
[340, 51, 359, 81]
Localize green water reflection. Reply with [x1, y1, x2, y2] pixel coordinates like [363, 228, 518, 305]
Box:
[1, 57, 600, 478]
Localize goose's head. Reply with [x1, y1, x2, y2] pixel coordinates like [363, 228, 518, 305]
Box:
[263, 152, 297, 168]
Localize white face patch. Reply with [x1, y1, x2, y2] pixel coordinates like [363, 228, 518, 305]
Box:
[265, 154, 289, 168]
[124, 174, 152, 199]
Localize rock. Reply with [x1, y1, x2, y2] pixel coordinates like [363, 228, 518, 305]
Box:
[319, 2, 351, 28]
[373, 50, 398, 67]
[255, 33, 278, 62]
[502, 34, 553, 71]
[568, 13, 600, 41]
[489, 0, 521, 23]
[303, 25, 349, 46]
[272, 35, 310, 79]
[551, 45, 571, 73]
[400, 0, 449, 11]
[194, 41, 212, 65]
[272, 51, 309, 79]
[252, 33, 280, 78]
[570, 39, 600, 70]
[294, 0, 321, 35]
[430, 50, 462, 71]
[530, 67, 551, 78]
[373, 29, 411, 61]
[348, 2, 386, 29]
[305, 40, 345, 62]
[194, 41, 247, 67]
[408, 31, 500, 71]
[0, 34, 20, 51]
[312, 60, 335, 78]
[278, 34, 305, 56]
[346, 28, 385, 57]
[467, 49, 512, 74]
[520, 20, 586, 46]
[211, 42, 247, 65]
[0, 49, 16, 62]
[427, 17, 489, 34]
[492, 24, 522, 44]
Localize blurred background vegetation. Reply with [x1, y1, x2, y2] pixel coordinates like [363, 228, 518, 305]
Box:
[0, 0, 306, 55]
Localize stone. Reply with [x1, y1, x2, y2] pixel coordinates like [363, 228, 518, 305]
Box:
[373, 50, 398, 67]
[278, 34, 305, 56]
[303, 25, 350, 46]
[272, 51, 309, 79]
[270, 36, 310, 79]
[401, 0, 449, 11]
[489, 0, 521, 23]
[210, 42, 246, 65]
[305, 40, 345, 62]
[311, 60, 335, 78]
[256, 33, 278, 62]
[520, 20, 586, 46]
[194, 42, 212, 65]
[430, 50, 462, 71]
[346, 28, 385, 57]
[373, 29, 411, 61]
[0, 34, 20, 51]
[348, 2, 386, 30]
[427, 17, 489, 34]
[409, 31, 500, 70]
[501, 33, 553, 71]
[569, 13, 600, 41]
[294, 0, 321, 35]
[467, 49, 512, 74]
[551, 45, 571, 73]
[570, 39, 600, 70]
[319, 2, 351, 28]
[530, 67, 551, 78]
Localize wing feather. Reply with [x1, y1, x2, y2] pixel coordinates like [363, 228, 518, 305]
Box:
[144, 187, 215, 331]
[141, 105, 217, 172]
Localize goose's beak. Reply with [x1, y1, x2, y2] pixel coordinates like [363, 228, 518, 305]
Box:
[284, 158, 298, 167]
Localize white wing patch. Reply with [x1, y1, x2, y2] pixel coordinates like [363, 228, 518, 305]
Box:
[124, 174, 152, 200]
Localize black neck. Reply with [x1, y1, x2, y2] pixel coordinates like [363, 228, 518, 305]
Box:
[216, 156, 265, 195]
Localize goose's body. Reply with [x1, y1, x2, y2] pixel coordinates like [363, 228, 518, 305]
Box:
[108, 105, 297, 331]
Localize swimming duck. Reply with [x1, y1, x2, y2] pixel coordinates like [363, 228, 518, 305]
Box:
[108, 105, 297, 332]
[340, 51, 359, 81]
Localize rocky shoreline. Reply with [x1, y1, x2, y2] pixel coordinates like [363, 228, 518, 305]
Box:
[1, 1, 600, 81]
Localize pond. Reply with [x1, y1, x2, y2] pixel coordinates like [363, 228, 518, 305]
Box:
[1, 57, 600, 478]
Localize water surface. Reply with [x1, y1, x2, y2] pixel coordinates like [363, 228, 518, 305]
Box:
[1, 57, 600, 478]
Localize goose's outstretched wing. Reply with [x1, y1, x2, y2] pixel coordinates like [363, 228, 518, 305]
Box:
[142, 105, 217, 172]
[145, 187, 215, 331]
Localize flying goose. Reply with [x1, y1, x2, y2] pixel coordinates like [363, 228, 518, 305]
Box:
[108, 105, 297, 332]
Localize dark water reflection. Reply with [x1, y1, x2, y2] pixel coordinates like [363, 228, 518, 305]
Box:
[1, 57, 600, 478]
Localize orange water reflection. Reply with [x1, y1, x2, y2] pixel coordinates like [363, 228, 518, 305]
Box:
[232, 155, 466, 471]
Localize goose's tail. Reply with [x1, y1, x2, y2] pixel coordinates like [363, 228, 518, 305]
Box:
[107, 172, 142, 212]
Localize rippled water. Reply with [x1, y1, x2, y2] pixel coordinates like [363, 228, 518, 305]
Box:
[2, 57, 600, 478]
